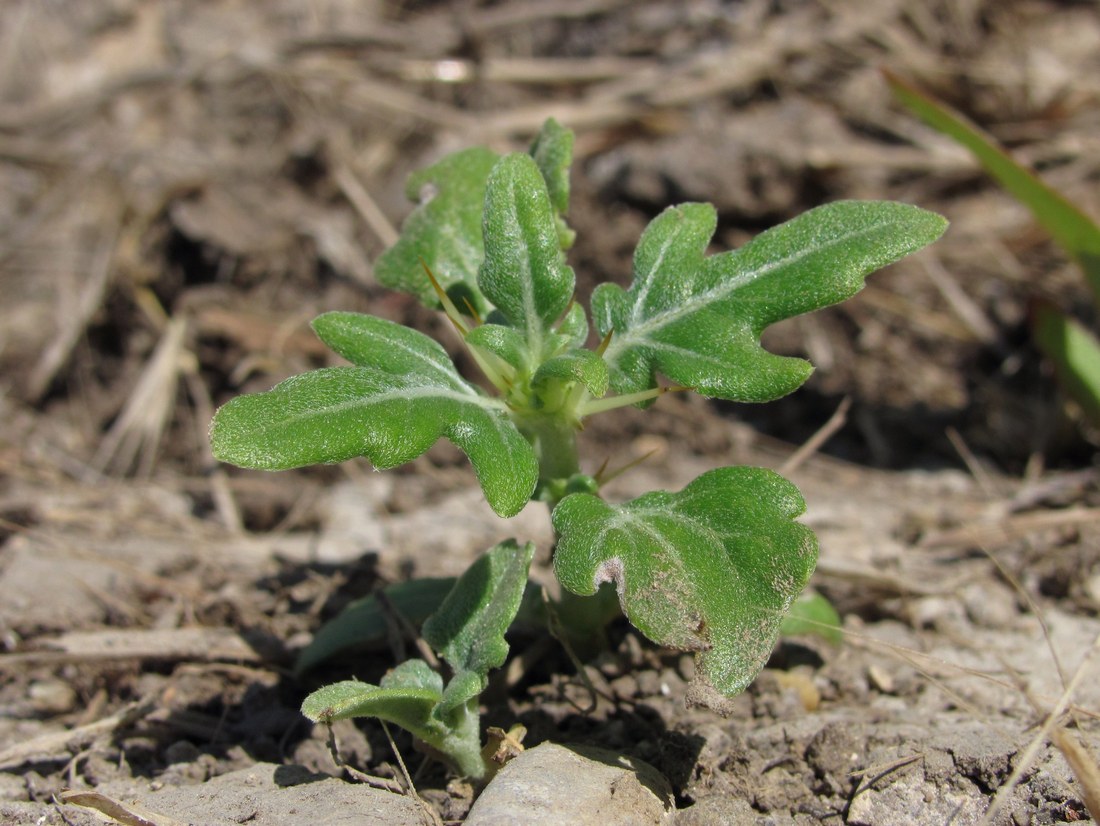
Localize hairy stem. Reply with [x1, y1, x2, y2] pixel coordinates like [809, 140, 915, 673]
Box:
[515, 412, 581, 505]
[436, 698, 488, 779]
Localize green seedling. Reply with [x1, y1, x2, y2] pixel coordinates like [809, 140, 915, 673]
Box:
[301, 540, 532, 779]
[886, 69, 1100, 429]
[211, 119, 945, 777]
[779, 591, 844, 646]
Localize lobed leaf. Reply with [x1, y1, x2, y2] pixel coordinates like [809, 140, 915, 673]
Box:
[422, 540, 535, 715]
[593, 201, 947, 404]
[210, 314, 538, 517]
[552, 467, 818, 699]
[478, 154, 576, 357]
[373, 147, 499, 316]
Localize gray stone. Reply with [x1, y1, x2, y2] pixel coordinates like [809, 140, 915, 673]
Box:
[465, 742, 674, 826]
[847, 772, 984, 826]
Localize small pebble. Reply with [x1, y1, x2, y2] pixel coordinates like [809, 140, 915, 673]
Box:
[28, 679, 77, 714]
[1083, 573, 1100, 606]
[867, 664, 895, 694]
[610, 674, 639, 699]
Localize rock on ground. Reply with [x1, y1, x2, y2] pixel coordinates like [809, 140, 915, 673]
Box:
[465, 742, 674, 825]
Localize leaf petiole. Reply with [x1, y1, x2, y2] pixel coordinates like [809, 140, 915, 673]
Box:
[421, 258, 470, 336]
[578, 384, 690, 417]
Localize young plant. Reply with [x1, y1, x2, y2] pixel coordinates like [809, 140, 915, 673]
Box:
[301, 540, 533, 779]
[210, 120, 946, 777]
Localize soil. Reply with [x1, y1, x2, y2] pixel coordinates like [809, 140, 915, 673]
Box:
[2, 1, 1100, 824]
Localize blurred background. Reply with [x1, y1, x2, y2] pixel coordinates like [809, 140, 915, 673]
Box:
[3, 0, 1099, 497]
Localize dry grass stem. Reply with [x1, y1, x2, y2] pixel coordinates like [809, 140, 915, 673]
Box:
[0, 699, 155, 771]
[26, 219, 119, 402]
[979, 632, 1100, 826]
[780, 396, 851, 476]
[94, 316, 189, 477]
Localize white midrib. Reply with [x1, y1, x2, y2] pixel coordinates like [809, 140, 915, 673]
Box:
[517, 226, 545, 360]
[628, 224, 678, 328]
[271, 383, 505, 431]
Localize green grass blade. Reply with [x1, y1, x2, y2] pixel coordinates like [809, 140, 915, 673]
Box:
[1032, 301, 1100, 426]
[886, 69, 1100, 303]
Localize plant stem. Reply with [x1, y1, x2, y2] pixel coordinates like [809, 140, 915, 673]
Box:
[439, 698, 489, 779]
[515, 412, 581, 506]
[513, 400, 630, 642]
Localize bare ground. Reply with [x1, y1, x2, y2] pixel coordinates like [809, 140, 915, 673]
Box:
[1, 1, 1099, 823]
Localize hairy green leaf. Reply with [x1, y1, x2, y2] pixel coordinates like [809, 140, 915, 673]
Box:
[312, 311, 458, 374]
[423, 540, 535, 715]
[301, 673, 440, 731]
[533, 350, 609, 400]
[382, 658, 445, 693]
[554, 302, 589, 350]
[300, 660, 488, 778]
[479, 154, 575, 356]
[529, 118, 576, 249]
[552, 467, 817, 699]
[593, 201, 947, 403]
[464, 323, 530, 372]
[374, 147, 499, 315]
[210, 315, 538, 517]
[529, 119, 573, 217]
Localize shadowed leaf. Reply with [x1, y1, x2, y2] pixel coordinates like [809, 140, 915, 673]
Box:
[553, 467, 818, 699]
